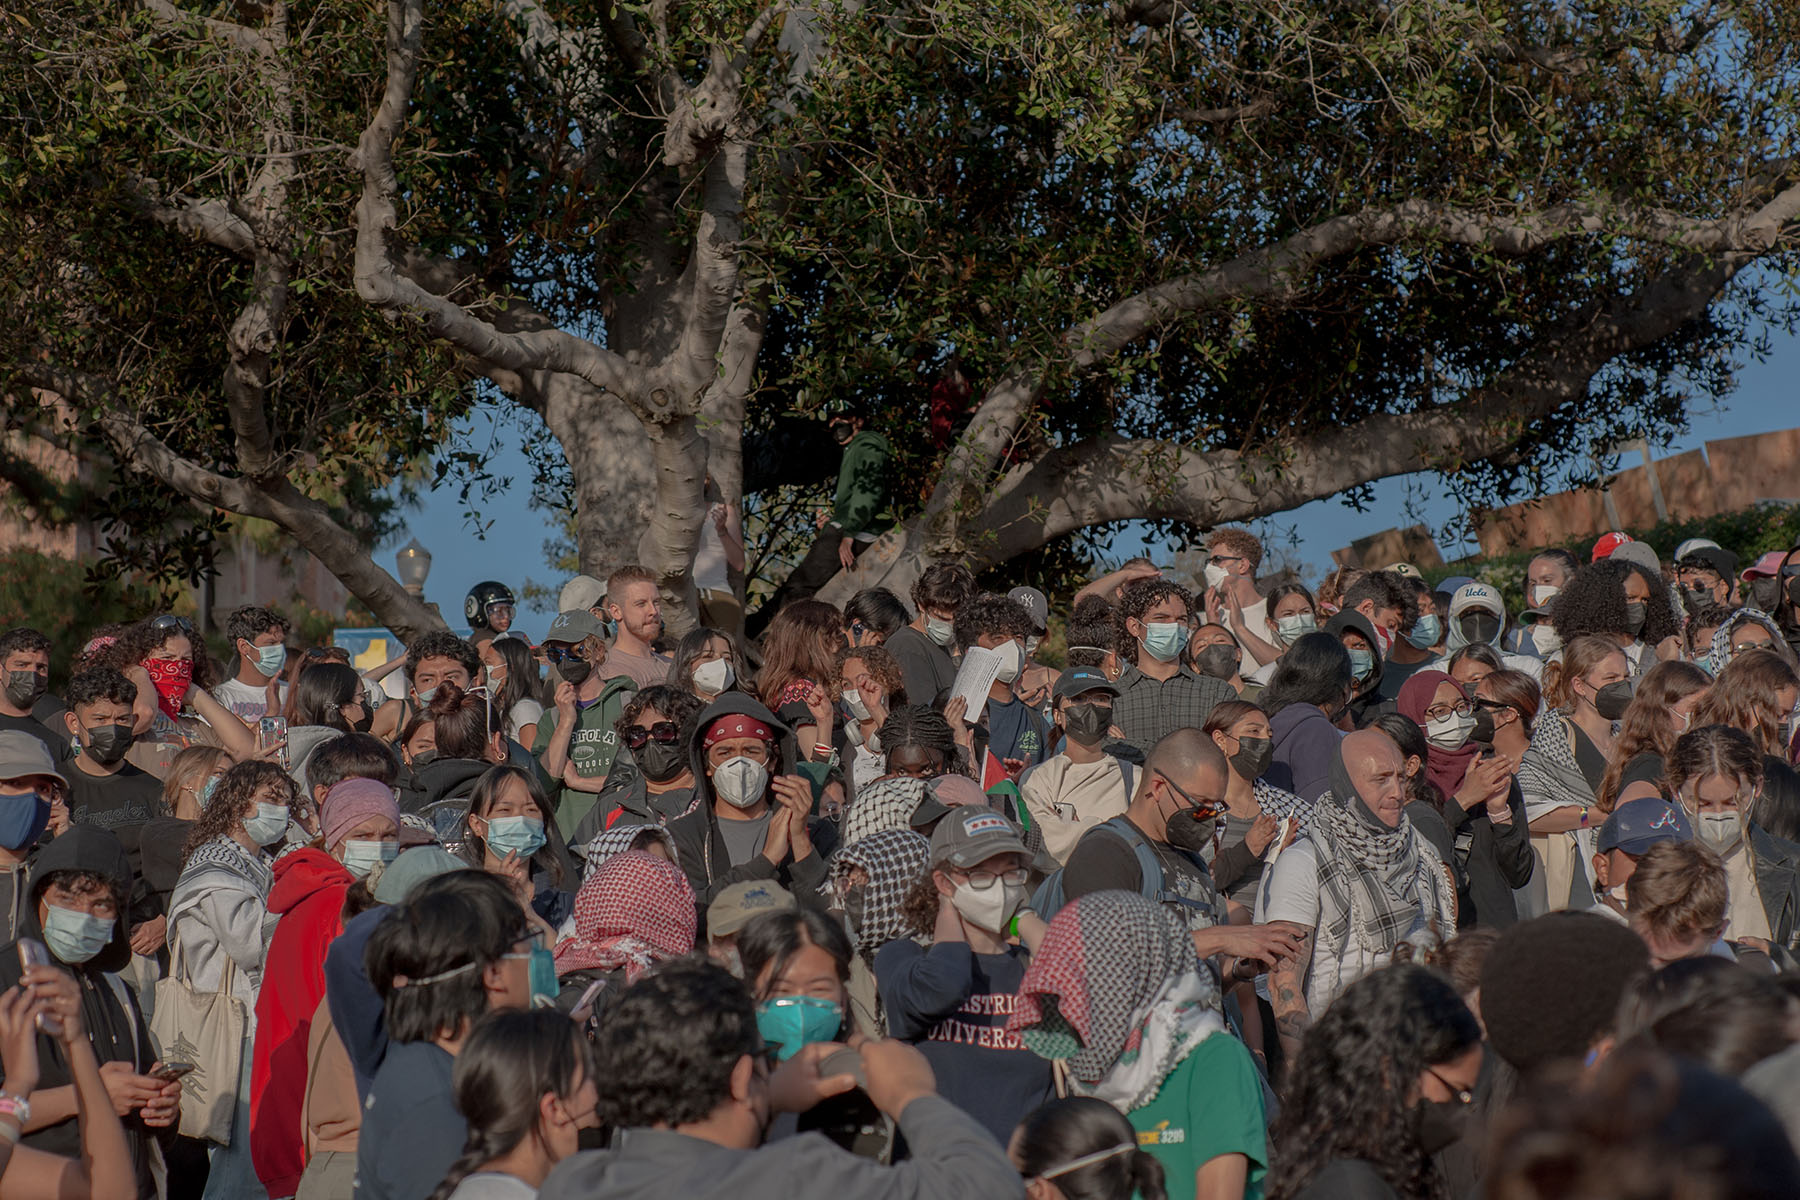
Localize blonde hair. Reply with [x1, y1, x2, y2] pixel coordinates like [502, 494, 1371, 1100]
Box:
[1691, 648, 1800, 757]
[1626, 841, 1728, 944]
[1546, 635, 1627, 711]
[1595, 660, 1711, 814]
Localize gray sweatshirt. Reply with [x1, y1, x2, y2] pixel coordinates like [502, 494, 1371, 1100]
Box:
[538, 1095, 1023, 1200]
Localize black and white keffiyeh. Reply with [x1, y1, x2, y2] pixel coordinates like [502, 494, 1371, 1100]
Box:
[839, 775, 927, 846]
[584, 823, 678, 875]
[829, 829, 931, 953]
[1253, 778, 1314, 833]
[1311, 791, 1455, 959]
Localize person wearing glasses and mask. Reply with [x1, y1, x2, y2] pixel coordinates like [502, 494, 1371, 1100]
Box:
[533, 611, 640, 843]
[876, 808, 1055, 1146]
[574, 685, 705, 842]
[1257, 730, 1457, 1063]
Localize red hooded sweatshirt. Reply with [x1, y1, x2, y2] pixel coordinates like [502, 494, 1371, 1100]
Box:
[250, 849, 354, 1197]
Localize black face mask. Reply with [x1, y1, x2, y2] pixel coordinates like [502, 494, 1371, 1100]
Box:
[1460, 613, 1502, 645]
[1593, 679, 1636, 721]
[831, 422, 854, 446]
[3, 670, 44, 710]
[1469, 706, 1497, 744]
[1160, 787, 1216, 852]
[83, 723, 135, 766]
[558, 658, 593, 687]
[1195, 644, 1239, 680]
[1415, 1098, 1468, 1156]
[350, 707, 374, 733]
[636, 739, 687, 783]
[841, 886, 866, 935]
[1622, 600, 1648, 636]
[1229, 736, 1273, 781]
[1681, 586, 1715, 614]
[1064, 702, 1111, 747]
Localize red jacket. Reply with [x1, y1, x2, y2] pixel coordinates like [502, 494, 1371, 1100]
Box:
[249, 849, 353, 1197]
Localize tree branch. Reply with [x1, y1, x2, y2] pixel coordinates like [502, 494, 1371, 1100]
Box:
[140, 0, 271, 54]
[118, 174, 255, 257]
[17, 364, 446, 641]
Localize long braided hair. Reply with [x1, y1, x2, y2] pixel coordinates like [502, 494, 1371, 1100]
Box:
[426, 1008, 596, 1200]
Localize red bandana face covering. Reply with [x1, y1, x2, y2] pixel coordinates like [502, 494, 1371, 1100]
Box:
[141, 657, 193, 720]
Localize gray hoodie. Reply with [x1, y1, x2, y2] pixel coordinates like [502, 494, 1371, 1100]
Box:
[538, 1095, 1022, 1200]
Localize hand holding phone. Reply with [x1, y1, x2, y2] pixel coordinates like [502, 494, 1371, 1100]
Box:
[16, 940, 61, 1036]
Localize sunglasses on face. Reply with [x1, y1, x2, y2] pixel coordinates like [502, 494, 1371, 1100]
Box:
[543, 645, 587, 664]
[1157, 770, 1226, 821]
[624, 722, 681, 749]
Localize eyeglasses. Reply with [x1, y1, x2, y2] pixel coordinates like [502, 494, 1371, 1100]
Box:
[1156, 770, 1226, 821]
[957, 866, 1029, 890]
[624, 722, 681, 749]
[1425, 1066, 1474, 1106]
[1423, 699, 1475, 722]
[543, 644, 587, 664]
[1731, 639, 1776, 656]
[1473, 698, 1512, 712]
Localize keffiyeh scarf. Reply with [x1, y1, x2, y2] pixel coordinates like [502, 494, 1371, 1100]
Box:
[829, 830, 930, 953]
[839, 775, 927, 846]
[1311, 791, 1455, 959]
[553, 850, 695, 981]
[583, 822, 677, 875]
[1516, 708, 1594, 815]
[1708, 609, 1785, 677]
[175, 834, 274, 900]
[1252, 779, 1314, 834]
[1008, 890, 1224, 1112]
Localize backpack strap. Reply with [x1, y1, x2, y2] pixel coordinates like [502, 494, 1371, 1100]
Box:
[1097, 816, 1212, 915]
[1115, 757, 1135, 801]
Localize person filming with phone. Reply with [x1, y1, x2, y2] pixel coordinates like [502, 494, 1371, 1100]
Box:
[0, 824, 179, 1196]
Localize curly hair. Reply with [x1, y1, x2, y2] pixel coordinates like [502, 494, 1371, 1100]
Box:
[225, 605, 288, 645]
[1343, 570, 1419, 633]
[1266, 964, 1481, 1200]
[94, 617, 218, 690]
[404, 631, 481, 687]
[1065, 595, 1119, 669]
[182, 759, 304, 860]
[614, 684, 705, 741]
[1595, 660, 1712, 813]
[1114, 577, 1194, 660]
[898, 870, 941, 937]
[1549, 559, 1679, 647]
[910, 562, 976, 618]
[1206, 527, 1264, 571]
[951, 592, 1034, 653]
[1691, 648, 1800, 757]
[1685, 600, 1735, 656]
[834, 643, 906, 705]
[1315, 567, 1364, 614]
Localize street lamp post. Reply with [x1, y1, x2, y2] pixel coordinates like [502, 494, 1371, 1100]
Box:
[395, 538, 433, 598]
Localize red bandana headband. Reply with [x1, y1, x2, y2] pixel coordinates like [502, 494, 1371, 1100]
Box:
[703, 714, 773, 747]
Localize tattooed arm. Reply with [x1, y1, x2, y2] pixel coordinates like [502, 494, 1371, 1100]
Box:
[1270, 926, 1314, 1071]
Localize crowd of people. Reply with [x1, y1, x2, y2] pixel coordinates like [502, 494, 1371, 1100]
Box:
[4, 526, 1800, 1200]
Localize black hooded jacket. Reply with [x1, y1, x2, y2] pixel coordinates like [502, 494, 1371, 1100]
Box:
[666, 693, 837, 930]
[1326, 609, 1395, 725]
[0, 826, 161, 1187]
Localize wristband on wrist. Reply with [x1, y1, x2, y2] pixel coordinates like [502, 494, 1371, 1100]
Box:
[0, 1090, 31, 1129]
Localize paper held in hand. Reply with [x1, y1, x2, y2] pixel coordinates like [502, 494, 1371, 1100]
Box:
[948, 645, 1003, 724]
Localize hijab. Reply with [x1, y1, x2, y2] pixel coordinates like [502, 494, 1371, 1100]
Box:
[1396, 670, 1480, 799]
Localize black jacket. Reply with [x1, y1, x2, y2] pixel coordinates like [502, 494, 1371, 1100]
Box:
[1442, 779, 1534, 929]
[666, 694, 837, 931]
[0, 827, 162, 1192]
[1749, 822, 1800, 948]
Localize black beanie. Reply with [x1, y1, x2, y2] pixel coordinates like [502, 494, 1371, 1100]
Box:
[1478, 911, 1649, 1074]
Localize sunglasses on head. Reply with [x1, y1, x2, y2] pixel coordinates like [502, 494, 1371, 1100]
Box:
[150, 614, 194, 634]
[624, 722, 681, 749]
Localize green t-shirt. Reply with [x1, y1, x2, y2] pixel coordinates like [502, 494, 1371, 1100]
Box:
[1128, 1032, 1267, 1200]
[531, 677, 636, 840]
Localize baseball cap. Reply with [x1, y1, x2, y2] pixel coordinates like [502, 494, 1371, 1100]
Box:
[1053, 666, 1121, 702]
[1596, 797, 1694, 856]
[909, 774, 989, 830]
[543, 609, 606, 644]
[1008, 586, 1049, 633]
[373, 846, 466, 904]
[1673, 537, 1722, 562]
[1743, 550, 1788, 581]
[1677, 545, 1739, 581]
[707, 880, 796, 937]
[928, 807, 1028, 869]
[1591, 531, 1634, 561]
[0, 731, 66, 787]
[1386, 562, 1423, 579]
[1610, 540, 1662, 575]
[559, 574, 607, 613]
[1450, 581, 1504, 618]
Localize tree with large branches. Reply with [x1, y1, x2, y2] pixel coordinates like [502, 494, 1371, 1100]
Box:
[4, 0, 1799, 632]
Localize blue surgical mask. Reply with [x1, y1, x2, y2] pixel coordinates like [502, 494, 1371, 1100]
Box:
[42, 902, 114, 965]
[1274, 613, 1317, 645]
[248, 642, 287, 679]
[1140, 622, 1186, 663]
[925, 616, 955, 648]
[1405, 614, 1442, 650]
[756, 995, 844, 1060]
[484, 815, 546, 860]
[414, 685, 439, 706]
[0, 790, 49, 852]
[242, 801, 291, 846]
[200, 774, 221, 808]
[341, 838, 400, 879]
[504, 944, 561, 1008]
[1348, 647, 1376, 682]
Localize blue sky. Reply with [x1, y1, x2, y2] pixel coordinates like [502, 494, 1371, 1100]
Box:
[387, 329, 1800, 639]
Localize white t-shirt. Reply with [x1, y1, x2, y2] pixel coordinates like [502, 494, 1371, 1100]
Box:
[211, 677, 285, 722]
[1254, 838, 1432, 1014]
[507, 698, 545, 744]
[446, 1173, 537, 1200]
[1236, 597, 1269, 674]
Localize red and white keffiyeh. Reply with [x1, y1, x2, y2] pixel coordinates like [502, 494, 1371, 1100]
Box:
[553, 850, 696, 981]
